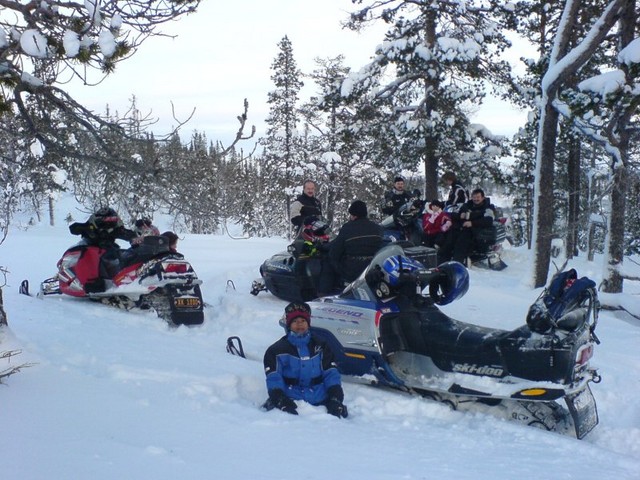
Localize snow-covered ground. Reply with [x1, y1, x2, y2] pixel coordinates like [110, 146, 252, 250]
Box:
[1, 207, 639, 480]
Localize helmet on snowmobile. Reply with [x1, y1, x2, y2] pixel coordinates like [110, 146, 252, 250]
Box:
[89, 207, 123, 233]
[380, 254, 424, 287]
[428, 261, 469, 305]
[301, 216, 330, 242]
[134, 217, 160, 237]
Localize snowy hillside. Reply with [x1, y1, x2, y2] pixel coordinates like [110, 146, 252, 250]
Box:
[1, 211, 639, 480]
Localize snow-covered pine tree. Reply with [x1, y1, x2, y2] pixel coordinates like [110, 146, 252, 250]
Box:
[518, 0, 626, 287]
[341, 0, 512, 200]
[300, 56, 385, 226]
[260, 36, 305, 236]
[556, 0, 640, 293]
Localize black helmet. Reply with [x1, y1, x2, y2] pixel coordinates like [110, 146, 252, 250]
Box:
[90, 207, 122, 232]
[429, 261, 469, 305]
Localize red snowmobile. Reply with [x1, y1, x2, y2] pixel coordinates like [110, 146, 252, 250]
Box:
[37, 208, 203, 326]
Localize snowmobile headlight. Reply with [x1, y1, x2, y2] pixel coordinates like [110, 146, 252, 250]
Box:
[518, 388, 548, 397]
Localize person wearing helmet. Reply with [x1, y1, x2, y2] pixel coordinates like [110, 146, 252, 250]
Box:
[381, 175, 413, 216]
[69, 207, 136, 248]
[262, 302, 348, 418]
[290, 179, 323, 229]
[130, 218, 160, 245]
[68, 207, 136, 292]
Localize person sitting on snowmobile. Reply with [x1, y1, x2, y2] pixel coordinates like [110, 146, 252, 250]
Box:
[326, 200, 384, 289]
[68, 207, 136, 291]
[161, 231, 180, 253]
[262, 302, 348, 418]
[131, 218, 160, 245]
[290, 179, 323, 230]
[422, 199, 452, 249]
[440, 188, 495, 265]
[69, 207, 136, 248]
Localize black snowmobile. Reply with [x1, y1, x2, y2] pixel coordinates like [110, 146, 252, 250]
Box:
[250, 219, 437, 303]
[294, 245, 601, 438]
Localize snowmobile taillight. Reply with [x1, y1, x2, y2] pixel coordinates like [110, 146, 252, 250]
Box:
[576, 344, 593, 366]
[374, 310, 383, 328]
[162, 262, 190, 274]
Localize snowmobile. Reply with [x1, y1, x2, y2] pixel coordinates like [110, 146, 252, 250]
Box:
[38, 235, 204, 326]
[285, 245, 601, 438]
[250, 218, 438, 303]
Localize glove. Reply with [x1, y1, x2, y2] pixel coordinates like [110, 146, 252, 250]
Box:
[325, 397, 348, 418]
[268, 389, 298, 415]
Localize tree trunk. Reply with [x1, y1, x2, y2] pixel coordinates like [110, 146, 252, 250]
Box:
[48, 196, 55, 226]
[0, 288, 7, 326]
[422, 9, 439, 201]
[603, 0, 634, 293]
[532, 101, 559, 287]
[566, 137, 581, 258]
[603, 165, 627, 292]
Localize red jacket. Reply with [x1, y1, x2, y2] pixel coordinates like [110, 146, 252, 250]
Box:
[422, 211, 452, 236]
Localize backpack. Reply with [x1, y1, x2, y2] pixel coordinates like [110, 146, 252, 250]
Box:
[526, 269, 597, 334]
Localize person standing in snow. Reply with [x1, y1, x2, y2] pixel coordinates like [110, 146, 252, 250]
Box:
[381, 175, 414, 216]
[442, 171, 469, 209]
[290, 179, 323, 229]
[262, 302, 348, 418]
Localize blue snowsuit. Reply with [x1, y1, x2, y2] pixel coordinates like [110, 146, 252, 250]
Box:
[263, 331, 342, 406]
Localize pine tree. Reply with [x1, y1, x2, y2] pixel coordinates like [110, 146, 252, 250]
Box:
[342, 0, 512, 200]
[260, 36, 305, 235]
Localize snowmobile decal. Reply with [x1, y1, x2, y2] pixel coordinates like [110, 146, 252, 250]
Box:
[452, 363, 505, 377]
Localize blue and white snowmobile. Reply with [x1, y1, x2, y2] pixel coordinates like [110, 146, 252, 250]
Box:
[282, 245, 601, 438]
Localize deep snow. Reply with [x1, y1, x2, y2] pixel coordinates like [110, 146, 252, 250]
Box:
[1, 209, 639, 480]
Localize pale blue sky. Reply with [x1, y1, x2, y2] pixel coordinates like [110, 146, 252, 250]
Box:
[68, 0, 525, 147]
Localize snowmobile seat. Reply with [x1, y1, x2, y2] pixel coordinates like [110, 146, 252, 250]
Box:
[555, 307, 589, 331]
[120, 236, 171, 267]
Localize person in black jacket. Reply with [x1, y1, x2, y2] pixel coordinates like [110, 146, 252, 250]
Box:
[442, 171, 469, 209]
[68, 207, 137, 291]
[329, 200, 384, 285]
[381, 175, 414, 216]
[290, 180, 323, 228]
[69, 207, 137, 248]
[445, 188, 495, 264]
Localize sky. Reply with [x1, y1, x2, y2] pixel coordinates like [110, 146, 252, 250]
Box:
[1, 194, 640, 479]
[66, 0, 528, 148]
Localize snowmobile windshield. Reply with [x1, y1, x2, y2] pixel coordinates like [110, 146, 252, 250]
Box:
[341, 244, 407, 301]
